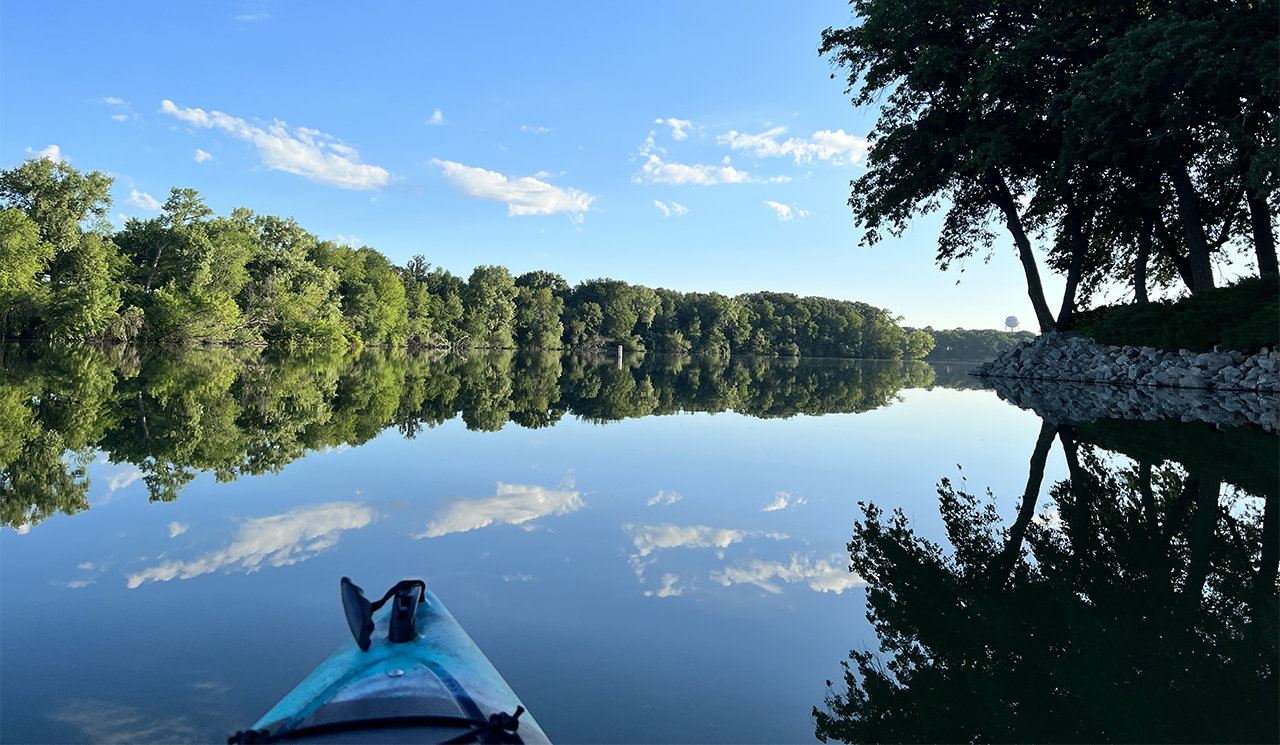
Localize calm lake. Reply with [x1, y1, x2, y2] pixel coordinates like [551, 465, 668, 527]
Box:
[2, 346, 1275, 743]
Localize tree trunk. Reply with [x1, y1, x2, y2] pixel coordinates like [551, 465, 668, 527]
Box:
[1153, 216, 1195, 288]
[1134, 213, 1153, 303]
[1246, 187, 1278, 276]
[983, 168, 1057, 332]
[1183, 474, 1221, 605]
[144, 241, 166, 293]
[987, 421, 1058, 588]
[1055, 197, 1089, 331]
[1164, 152, 1215, 292]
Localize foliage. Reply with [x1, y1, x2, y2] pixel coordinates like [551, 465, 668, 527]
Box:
[0, 159, 914, 357]
[815, 427, 1278, 743]
[913, 327, 1039, 361]
[0, 345, 947, 523]
[1075, 274, 1279, 353]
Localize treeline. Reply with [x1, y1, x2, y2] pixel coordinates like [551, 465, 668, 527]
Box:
[0, 345, 943, 528]
[910, 328, 1039, 361]
[0, 158, 920, 359]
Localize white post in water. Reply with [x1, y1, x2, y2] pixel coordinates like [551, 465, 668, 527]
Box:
[617, 344, 623, 369]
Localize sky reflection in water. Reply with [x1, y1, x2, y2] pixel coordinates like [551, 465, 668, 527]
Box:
[7, 349, 1268, 743]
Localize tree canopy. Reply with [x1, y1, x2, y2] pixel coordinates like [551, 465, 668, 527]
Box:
[821, 0, 1278, 331]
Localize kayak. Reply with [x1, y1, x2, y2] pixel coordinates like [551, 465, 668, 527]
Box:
[229, 578, 551, 744]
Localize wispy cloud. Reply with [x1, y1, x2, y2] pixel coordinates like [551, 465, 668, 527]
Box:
[103, 97, 129, 106]
[106, 465, 143, 491]
[763, 201, 809, 221]
[647, 489, 683, 505]
[520, 125, 551, 134]
[718, 126, 869, 166]
[628, 523, 748, 557]
[194, 148, 213, 163]
[25, 144, 66, 162]
[653, 201, 688, 218]
[235, 12, 269, 21]
[159, 100, 392, 190]
[655, 118, 694, 140]
[643, 573, 685, 598]
[762, 491, 806, 511]
[425, 108, 447, 126]
[334, 233, 361, 246]
[168, 522, 188, 538]
[125, 190, 162, 211]
[711, 554, 863, 594]
[125, 502, 374, 588]
[431, 159, 595, 220]
[416, 480, 583, 538]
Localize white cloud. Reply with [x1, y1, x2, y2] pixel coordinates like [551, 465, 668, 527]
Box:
[235, 12, 269, 21]
[503, 573, 534, 582]
[643, 573, 685, 598]
[25, 144, 65, 162]
[763, 201, 809, 221]
[78, 562, 96, 570]
[64, 580, 94, 589]
[647, 490, 683, 505]
[194, 148, 213, 163]
[103, 97, 128, 106]
[628, 523, 747, 557]
[111, 114, 129, 122]
[125, 190, 162, 211]
[711, 554, 863, 594]
[125, 502, 374, 588]
[159, 100, 392, 190]
[416, 481, 584, 538]
[168, 522, 188, 538]
[634, 154, 751, 186]
[431, 159, 595, 218]
[718, 127, 870, 166]
[334, 233, 362, 246]
[105, 465, 143, 491]
[425, 108, 446, 126]
[520, 125, 551, 134]
[762, 491, 807, 511]
[655, 118, 694, 140]
[653, 201, 688, 218]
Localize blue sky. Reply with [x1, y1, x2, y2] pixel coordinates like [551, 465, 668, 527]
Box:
[2, 1, 1064, 330]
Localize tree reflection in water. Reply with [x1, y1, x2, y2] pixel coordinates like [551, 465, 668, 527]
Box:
[0, 343, 938, 528]
[815, 419, 1278, 744]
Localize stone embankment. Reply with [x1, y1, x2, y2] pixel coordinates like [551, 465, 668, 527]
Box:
[979, 377, 1278, 432]
[971, 332, 1280, 393]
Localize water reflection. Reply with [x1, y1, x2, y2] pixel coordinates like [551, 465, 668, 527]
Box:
[1, 343, 940, 530]
[416, 479, 583, 538]
[815, 417, 1279, 744]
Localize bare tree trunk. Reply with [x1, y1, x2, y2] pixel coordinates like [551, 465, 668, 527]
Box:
[144, 241, 166, 293]
[987, 421, 1058, 587]
[983, 168, 1057, 332]
[1165, 152, 1215, 292]
[1055, 197, 1089, 331]
[1152, 216, 1195, 288]
[1246, 187, 1278, 276]
[1183, 474, 1221, 604]
[1134, 213, 1153, 303]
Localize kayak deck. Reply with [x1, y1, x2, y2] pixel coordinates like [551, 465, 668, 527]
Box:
[234, 584, 549, 744]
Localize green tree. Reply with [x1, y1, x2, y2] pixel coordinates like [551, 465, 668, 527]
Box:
[462, 265, 517, 348]
[902, 329, 935, 359]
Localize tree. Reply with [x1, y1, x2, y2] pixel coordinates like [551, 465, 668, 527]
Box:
[462, 265, 517, 348]
[902, 329, 935, 359]
[0, 208, 53, 337]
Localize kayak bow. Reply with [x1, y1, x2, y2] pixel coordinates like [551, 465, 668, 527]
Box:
[229, 578, 551, 744]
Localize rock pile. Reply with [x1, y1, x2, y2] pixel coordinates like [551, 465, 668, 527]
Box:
[971, 332, 1280, 393]
[978, 377, 1279, 432]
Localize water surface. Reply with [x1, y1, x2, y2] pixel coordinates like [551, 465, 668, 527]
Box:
[1, 347, 1273, 743]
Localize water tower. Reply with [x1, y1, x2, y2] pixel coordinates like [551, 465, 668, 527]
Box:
[1004, 315, 1020, 332]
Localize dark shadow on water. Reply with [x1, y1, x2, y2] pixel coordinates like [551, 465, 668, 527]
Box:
[814, 416, 1279, 744]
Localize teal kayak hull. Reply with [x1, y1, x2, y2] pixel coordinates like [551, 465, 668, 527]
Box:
[242, 587, 550, 744]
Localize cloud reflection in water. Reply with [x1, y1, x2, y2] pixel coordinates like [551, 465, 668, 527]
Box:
[415, 481, 583, 538]
[125, 502, 374, 588]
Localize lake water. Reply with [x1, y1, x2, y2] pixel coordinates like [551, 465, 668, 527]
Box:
[2, 346, 1275, 743]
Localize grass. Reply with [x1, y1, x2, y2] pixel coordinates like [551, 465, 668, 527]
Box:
[1075, 274, 1279, 353]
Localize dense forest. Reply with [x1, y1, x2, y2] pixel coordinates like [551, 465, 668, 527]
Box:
[913, 327, 1038, 361]
[0, 158, 918, 359]
[0, 344, 945, 529]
